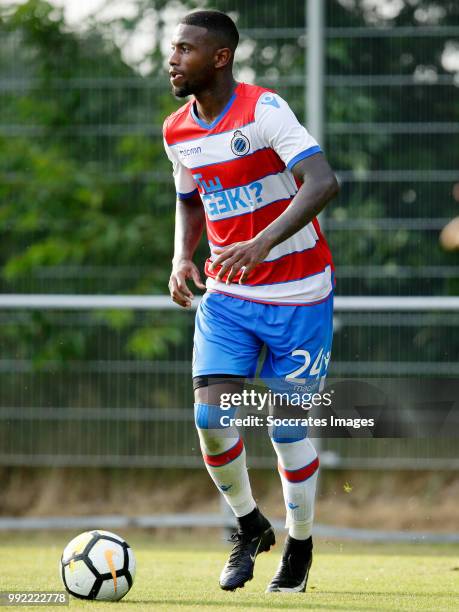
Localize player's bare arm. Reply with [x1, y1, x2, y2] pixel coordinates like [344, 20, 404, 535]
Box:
[210, 153, 339, 284]
[169, 193, 206, 308]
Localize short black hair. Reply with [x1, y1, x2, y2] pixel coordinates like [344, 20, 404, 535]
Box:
[180, 10, 239, 52]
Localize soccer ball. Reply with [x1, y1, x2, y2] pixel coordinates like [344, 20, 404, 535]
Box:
[60, 530, 136, 601]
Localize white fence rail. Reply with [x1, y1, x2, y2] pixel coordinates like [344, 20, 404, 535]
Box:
[0, 294, 459, 311]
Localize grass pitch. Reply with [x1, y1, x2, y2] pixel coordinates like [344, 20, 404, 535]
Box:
[0, 530, 458, 611]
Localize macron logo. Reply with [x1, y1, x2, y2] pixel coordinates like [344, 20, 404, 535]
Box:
[179, 146, 202, 157]
[261, 94, 280, 109]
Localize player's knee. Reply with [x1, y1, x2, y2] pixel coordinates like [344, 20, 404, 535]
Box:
[194, 402, 236, 429]
[194, 403, 239, 455]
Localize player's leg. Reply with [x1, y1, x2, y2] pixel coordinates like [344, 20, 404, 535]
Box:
[267, 426, 318, 592]
[194, 379, 256, 518]
[259, 293, 333, 592]
[194, 380, 275, 591]
[193, 293, 275, 590]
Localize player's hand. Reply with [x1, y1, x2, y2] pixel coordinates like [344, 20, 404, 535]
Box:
[169, 259, 206, 308]
[209, 236, 272, 284]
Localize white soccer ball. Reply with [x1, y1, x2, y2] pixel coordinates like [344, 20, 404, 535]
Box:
[60, 530, 136, 601]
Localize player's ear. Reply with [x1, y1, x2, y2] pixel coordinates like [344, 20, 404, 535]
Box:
[214, 47, 232, 69]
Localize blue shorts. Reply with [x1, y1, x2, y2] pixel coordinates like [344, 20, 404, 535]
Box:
[193, 291, 333, 392]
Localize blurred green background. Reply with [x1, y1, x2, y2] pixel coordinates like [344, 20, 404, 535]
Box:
[0, 0, 458, 472]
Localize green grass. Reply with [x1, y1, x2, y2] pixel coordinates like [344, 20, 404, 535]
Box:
[0, 531, 458, 611]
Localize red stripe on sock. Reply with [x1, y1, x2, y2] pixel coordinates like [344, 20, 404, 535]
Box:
[204, 438, 244, 467]
[278, 456, 319, 483]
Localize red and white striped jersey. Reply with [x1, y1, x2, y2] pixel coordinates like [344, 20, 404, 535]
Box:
[163, 82, 334, 305]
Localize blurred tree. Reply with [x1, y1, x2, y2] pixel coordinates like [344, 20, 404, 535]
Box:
[0, 0, 183, 361]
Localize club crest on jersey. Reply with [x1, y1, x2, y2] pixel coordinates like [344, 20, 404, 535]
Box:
[231, 130, 250, 157]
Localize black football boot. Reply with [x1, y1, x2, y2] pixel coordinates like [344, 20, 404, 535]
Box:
[266, 535, 313, 593]
[219, 508, 275, 591]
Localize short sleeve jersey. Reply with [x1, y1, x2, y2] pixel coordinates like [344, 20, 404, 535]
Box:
[163, 82, 334, 305]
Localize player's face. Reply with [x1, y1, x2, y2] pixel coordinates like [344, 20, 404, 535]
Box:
[169, 24, 217, 97]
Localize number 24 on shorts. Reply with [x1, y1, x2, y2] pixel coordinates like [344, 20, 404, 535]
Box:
[285, 348, 331, 384]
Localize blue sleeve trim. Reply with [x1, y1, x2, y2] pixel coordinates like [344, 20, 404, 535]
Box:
[177, 188, 199, 200]
[287, 146, 322, 170]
